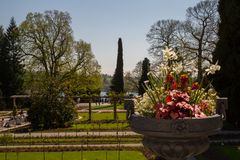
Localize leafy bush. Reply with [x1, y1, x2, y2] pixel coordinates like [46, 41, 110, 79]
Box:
[0, 134, 13, 145]
[27, 94, 77, 130]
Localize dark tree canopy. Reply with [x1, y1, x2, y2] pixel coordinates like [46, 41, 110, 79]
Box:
[138, 58, 150, 95]
[0, 18, 24, 109]
[110, 38, 124, 94]
[0, 26, 4, 97]
[212, 0, 240, 126]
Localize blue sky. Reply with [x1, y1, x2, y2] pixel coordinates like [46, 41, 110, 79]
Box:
[0, 0, 201, 75]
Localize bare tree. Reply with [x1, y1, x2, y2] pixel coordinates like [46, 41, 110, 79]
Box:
[146, 20, 180, 63]
[146, 0, 219, 82]
[182, 0, 219, 81]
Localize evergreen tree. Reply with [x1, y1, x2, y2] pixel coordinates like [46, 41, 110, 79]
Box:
[212, 0, 240, 126]
[110, 38, 124, 94]
[138, 58, 150, 95]
[0, 26, 4, 97]
[0, 18, 24, 109]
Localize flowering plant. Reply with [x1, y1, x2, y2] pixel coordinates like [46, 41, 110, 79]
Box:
[134, 47, 221, 119]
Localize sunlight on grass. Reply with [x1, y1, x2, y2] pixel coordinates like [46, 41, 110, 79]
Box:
[93, 104, 124, 110]
[0, 151, 146, 160]
[78, 112, 126, 121]
[72, 122, 129, 130]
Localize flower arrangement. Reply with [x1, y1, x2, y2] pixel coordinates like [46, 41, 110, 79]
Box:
[134, 47, 221, 119]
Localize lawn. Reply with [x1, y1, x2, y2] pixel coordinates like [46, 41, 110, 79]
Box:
[92, 104, 124, 110]
[41, 122, 129, 132]
[33, 112, 129, 132]
[72, 122, 129, 130]
[78, 112, 127, 121]
[196, 145, 240, 160]
[3, 136, 141, 145]
[0, 151, 146, 160]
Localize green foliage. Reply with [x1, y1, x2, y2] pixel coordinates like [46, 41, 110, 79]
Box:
[124, 71, 138, 93]
[0, 26, 4, 97]
[0, 18, 24, 109]
[196, 145, 240, 160]
[20, 11, 102, 96]
[110, 38, 124, 94]
[101, 74, 112, 92]
[70, 71, 102, 96]
[0, 134, 13, 145]
[0, 151, 147, 160]
[93, 103, 124, 110]
[20, 10, 101, 129]
[138, 58, 150, 95]
[78, 112, 126, 121]
[72, 122, 129, 130]
[212, 0, 240, 126]
[27, 93, 77, 129]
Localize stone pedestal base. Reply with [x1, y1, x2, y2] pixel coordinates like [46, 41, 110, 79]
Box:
[130, 114, 222, 160]
[144, 136, 209, 160]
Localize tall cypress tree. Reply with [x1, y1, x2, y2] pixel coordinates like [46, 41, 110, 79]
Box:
[0, 17, 24, 109]
[212, 0, 240, 126]
[138, 58, 150, 95]
[110, 38, 124, 94]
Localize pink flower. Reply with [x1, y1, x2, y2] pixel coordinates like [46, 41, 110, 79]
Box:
[170, 111, 179, 119]
[176, 101, 194, 111]
[134, 47, 219, 120]
[169, 90, 190, 102]
[194, 105, 207, 118]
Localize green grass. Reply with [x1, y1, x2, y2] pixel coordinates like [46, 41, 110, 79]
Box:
[78, 112, 126, 121]
[196, 145, 240, 160]
[0, 151, 146, 160]
[93, 104, 124, 110]
[5, 137, 141, 145]
[35, 121, 129, 132]
[35, 123, 130, 132]
[72, 122, 130, 130]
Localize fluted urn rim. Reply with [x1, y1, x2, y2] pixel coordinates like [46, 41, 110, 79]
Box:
[130, 114, 222, 138]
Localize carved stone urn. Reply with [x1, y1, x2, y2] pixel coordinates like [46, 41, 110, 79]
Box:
[130, 114, 222, 160]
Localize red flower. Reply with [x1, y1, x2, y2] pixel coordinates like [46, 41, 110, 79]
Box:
[192, 82, 199, 90]
[171, 80, 178, 90]
[180, 74, 188, 88]
[166, 95, 171, 103]
[166, 73, 174, 83]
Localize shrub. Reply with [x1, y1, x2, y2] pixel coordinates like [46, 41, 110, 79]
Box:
[0, 134, 13, 145]
[27, 94, 77, 130]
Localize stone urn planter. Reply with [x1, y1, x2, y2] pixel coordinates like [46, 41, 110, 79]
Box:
[130, 114, 222, 160]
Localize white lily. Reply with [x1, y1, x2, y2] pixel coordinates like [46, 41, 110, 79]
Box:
[163, 47, 178, 61]
[205, 61, 221, 75]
